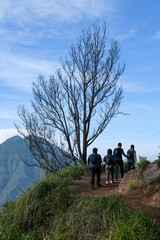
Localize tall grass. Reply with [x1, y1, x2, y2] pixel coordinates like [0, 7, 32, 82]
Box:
[0, 165, 89, 239]
[137, 156, 150, 171]
[0, 165, 159, 240]
[51, 196, 160, 240]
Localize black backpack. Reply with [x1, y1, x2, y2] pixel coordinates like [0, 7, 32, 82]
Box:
[114, 148, 121, 157]
[127, 150, 134, 159]
[90, 154, 99, 164]
[105, 155, 113, 165]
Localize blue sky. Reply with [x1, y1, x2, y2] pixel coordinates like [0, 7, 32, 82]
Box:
[0, 0, 160, 161]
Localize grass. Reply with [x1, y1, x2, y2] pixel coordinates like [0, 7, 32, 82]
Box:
[137, 156, 150, 171]
[128, 182, 139, 191]
[145, 184, 160, 197]
[0, 165, 159, 240]
[0, 165, 89, 239]
[50, 196, 160, 240]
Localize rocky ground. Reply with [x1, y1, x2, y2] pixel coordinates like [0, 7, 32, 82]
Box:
[70, 167, 160, 228]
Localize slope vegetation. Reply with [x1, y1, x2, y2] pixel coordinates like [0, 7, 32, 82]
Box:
[0, 166, 159, 240]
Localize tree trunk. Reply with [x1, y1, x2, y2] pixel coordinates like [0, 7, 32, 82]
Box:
[82, 141, 87, 164]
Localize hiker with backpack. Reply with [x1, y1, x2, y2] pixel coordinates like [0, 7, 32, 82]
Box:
[127, 144, 137, 172]
[88, 148, 102, 190]
[113, 143, 127, 183]
[103, 149, 114, 184]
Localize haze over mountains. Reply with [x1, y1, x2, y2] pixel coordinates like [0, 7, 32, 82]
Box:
[0, 135, 44, 209]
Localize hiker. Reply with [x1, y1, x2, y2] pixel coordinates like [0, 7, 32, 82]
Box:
[88, 148, 102, 190]
[103, 149, 114, 184]
[127, 144, 137, 172]
[113, 143, 127, 183]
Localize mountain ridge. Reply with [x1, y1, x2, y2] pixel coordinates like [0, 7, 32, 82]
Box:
[0, 135, 44, 209]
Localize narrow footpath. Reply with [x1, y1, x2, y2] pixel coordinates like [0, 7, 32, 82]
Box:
[70, 174, 160, 228]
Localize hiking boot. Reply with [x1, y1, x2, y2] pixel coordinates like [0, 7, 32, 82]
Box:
[106, 181, 109, 184]
[97, 184, 102, 187]
[91, 186, 94, 190]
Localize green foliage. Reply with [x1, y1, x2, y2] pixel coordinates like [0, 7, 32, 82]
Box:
[157, 160, 160, 168]
[59, 164, 90, 180]
[123, 160, 128, 173]
[128, 182, 139, 191]
[154, 159, 160, 168]
[101, 163, 105, 173]
[0, 165, 159, 240]
[0, 165, 89, 239]
[137, 156, 150, 171]
[145, 184, 160, 197]
[50, 196, 160, 240]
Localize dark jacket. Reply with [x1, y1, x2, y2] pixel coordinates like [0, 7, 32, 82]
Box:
[113, 147, 127, 163]
[88, 153, 102, 169]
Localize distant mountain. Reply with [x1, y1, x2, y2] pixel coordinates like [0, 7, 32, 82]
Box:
[0, 136, 44, 210]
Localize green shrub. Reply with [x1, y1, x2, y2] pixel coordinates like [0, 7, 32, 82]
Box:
[128, 182, 139, 191]
[0, 165, 89, 239]
[154, 159, 160, 168]
[0, 166, 159, 240]
[50, 196, 160, 240]
[145, 184, 160, 197]
[101, 163, 105, 173]
[123, 160, 128, 173]
[137, 156, 150, 171]
[60, 164, 90, 180]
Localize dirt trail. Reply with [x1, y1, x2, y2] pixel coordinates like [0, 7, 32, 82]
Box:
[70, 174, 160, 228]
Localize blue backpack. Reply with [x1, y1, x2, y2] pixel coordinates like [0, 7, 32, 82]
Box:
[104, 155, 113, 165]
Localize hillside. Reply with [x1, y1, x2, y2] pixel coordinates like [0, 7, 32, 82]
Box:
[0, 136, 44, 209]
[71, 173, 160, 228]
[0, 165, 159, 240]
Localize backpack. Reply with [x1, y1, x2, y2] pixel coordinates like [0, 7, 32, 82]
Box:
[90, 154, 99, 164]
[114, 148, 121, 157]
[105, 155, 113, 165]
[127, 150, 134, 159]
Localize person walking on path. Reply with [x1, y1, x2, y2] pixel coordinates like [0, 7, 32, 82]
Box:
[127, 144, 137, 172]
[113, 143, 127, 183]
[88, 148, 102, 190]
[103, 149, 114, 184]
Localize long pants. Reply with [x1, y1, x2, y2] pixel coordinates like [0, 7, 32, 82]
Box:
[127, 163, 135, 172]
[115, 160, 124, 181]
[90, 168, 101, 187]
[105, 164, 114, 182]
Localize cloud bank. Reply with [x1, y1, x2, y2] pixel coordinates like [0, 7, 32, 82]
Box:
[0, 0, 116, 25]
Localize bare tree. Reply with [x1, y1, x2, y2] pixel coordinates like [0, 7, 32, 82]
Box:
[16, 22, 125, 171]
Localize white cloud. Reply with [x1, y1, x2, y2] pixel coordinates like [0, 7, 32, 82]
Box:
[0, 27, 42, 46]
[116, 28, 139, 41]
[0, 0, 116, 25]
[0, 129, 20, 143]
[0, 0, 118, 47]
[0, 52, 59, 91]
[123, 82, 160, 94]
[153, 30, 160, 40]
[0, 108, 18, 120]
